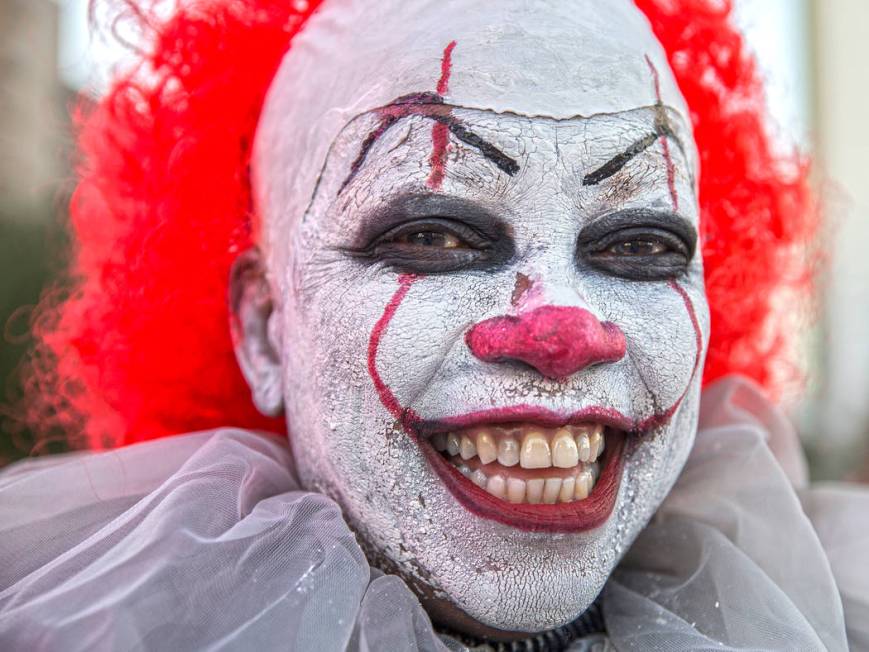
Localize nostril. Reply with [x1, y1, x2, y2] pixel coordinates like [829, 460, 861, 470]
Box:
[465, 305, 626, 379]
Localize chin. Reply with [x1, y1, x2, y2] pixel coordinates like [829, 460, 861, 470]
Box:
[290, 376, 702, 636]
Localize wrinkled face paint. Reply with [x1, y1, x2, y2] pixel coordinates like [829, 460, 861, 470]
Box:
[244, 1, 707, 636]
[262, 90, 709, 633]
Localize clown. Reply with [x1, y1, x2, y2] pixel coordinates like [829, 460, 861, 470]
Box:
[0, 0, 866, 650]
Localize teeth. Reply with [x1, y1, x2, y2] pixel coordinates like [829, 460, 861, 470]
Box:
[460, 435, 477, 461]
[507, 477, 526, 503]
[559, 477, 575, 503]
[498, 436, 520, 467]
[456, 464, 599, 504]
[575, 469, 593, 500]
[441, 422, 607, 504]
[552, 428, 579, 468]
[520, 431, 552, 469]
[576, 431, 592, 463]
[446, 433, 461, 457]
[486, 475, 507, 500]
[432, 433, 448, 452]
[476, 431, 498, 464]
[590, 427, 604, 460]
[471, 469, 488, 488]
[525, 478, 545, 504]
[543, 478, 562, 504]
[439, 425, 606, 466]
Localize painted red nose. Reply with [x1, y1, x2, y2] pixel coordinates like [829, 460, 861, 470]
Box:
[465, 305, 627, 379]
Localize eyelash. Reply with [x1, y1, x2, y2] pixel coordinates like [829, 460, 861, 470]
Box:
[388, 228, 680, 260]
[374, 218, 490, 251]
[352, 217, 501, 274]
[354, 216, 691, 280]
[579, 226, 691, 281]
[390, 230, 466, 249]
[585, 228, 687, 257]
[602, 238, 671, 257]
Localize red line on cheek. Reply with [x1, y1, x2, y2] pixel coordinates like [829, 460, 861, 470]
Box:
[367, 274, 421, 428]
[668, 280, 703, 376]
[637, 281, 703, 430]
[644, 55, 680, 212]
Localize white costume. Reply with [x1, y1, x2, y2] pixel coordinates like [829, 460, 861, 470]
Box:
[1, 377, 865, 650]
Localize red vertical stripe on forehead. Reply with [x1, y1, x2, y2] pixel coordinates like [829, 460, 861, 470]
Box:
[645, 54, 664, 100]
[427, 40, 458, 190]
[427, 122, 451, 189]
[437, 40, 458, 95]
[644, 55, 680, 212]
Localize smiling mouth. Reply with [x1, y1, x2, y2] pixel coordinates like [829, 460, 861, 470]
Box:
[416, 412, 628, 533]
[432, 425, 606, 504]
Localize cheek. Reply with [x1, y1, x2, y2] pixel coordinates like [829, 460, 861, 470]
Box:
[588, 277, 706, 409]
[280, 265, 485, 463]
[368, 273, 502, 405]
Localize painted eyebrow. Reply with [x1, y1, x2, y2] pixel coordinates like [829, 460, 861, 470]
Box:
[339, 92, 520, 195]
[581, 116, 686, 187]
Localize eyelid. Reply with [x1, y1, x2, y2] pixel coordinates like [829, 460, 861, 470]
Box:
[578, 208, 698, 258]
[586, 226, 688, 256]
[351, 192, 506, 249]
[371, 217, 491, 250]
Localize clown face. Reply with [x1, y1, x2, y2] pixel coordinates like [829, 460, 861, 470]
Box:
[236, 0, 709, 638]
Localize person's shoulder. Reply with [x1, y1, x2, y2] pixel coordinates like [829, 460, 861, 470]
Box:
[0, 427, 295, 536]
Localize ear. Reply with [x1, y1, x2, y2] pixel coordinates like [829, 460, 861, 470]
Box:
[229, 248, 284, 417]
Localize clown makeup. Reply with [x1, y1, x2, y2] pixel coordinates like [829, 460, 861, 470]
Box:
[238, 0, 710, 639]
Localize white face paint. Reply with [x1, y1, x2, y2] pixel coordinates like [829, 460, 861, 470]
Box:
[244, 0, 710, 637]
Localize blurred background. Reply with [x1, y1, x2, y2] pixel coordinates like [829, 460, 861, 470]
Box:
[1, 0, 867, 478]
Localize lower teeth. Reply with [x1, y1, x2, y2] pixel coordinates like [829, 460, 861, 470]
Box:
[455, 460, 600, 504]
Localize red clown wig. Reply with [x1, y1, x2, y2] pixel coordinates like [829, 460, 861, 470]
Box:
[24, 0, 816, 449]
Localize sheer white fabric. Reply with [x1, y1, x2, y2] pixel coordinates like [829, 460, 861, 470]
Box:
[0, 376, 863, 650]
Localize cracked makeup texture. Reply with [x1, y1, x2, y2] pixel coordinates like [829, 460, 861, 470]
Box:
[243, 103, 710, 634]
[232, 0, 712, 638]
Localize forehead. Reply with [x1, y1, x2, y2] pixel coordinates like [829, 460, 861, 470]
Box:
[335, 105, 695, 177]
[253, 0, 692, 258]
[299, 106, 698, 238]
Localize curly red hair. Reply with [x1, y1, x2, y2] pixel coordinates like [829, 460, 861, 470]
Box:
[23, 0, 816, 449]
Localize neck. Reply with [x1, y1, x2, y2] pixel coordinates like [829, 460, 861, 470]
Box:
[435, 597, 605, 652]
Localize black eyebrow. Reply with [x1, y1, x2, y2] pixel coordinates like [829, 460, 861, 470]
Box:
[582, 119, 685, 187]
[339, 93, 519, 194]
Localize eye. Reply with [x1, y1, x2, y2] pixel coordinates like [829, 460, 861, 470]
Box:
[578, 222, 694, 282]
[350, 216, 513, 274]
[392, 230, 466, 249]
[606, 238, 669, 257]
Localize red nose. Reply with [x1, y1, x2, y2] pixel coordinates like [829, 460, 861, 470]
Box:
[465, 305, 626, 379]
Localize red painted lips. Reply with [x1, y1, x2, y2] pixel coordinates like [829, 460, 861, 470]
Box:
[418, 421, 626, 533]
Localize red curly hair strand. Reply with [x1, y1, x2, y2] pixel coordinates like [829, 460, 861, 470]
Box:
[23, 0, 816, 449]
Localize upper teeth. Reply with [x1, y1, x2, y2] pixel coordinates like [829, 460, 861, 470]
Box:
[432, 423, 605, 469]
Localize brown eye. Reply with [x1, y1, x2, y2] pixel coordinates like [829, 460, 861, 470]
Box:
[357, 212, 510, 274]
[398, 231, 464, 249]
[608, 239, 667, 256]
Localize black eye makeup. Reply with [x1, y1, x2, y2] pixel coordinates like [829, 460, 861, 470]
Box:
[577, 208, 697, 281]
[345, 193, 515, 274]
